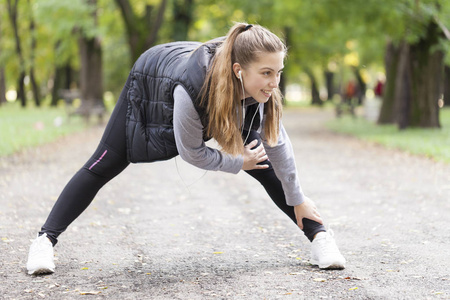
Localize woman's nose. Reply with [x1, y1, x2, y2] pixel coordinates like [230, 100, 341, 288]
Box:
[269, 78, 278, 88]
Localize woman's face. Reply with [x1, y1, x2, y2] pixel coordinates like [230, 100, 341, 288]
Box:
[235, 51, 285, 103]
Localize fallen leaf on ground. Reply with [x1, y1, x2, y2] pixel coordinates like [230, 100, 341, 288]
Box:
[80, 291, 101, 295]
[313, 278, 326, 282]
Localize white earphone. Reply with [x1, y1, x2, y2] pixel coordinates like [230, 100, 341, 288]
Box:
[238, 70, 242, 80]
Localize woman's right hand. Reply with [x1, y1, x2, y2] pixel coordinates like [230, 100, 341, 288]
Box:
[242, 139, 269, 170]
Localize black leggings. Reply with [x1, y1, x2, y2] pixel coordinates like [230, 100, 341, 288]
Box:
[243, 130, 325, 241]
[40, 91, 325, 245]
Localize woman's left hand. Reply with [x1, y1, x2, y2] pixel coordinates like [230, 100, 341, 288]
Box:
[293, 197, 323, 230]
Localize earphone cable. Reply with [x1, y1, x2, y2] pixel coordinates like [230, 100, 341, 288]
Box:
[240, 75, 245, 136]
[174, 156, 208, 195]
[239, 72, 260, 145]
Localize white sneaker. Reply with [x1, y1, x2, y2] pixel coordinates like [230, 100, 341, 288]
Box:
[26, 233, 55, 275]
[311, 230, 346, 269]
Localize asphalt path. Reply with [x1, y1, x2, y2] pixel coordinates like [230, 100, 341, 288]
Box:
[1, 108, 449, 299]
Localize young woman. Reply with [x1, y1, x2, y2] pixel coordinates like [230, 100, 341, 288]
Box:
[26, 23, 345, 275]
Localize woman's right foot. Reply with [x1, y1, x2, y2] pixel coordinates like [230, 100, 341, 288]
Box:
[26, 233, 55, 275]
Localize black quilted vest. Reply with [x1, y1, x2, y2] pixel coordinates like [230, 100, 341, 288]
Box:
[125, 39, 260, 163]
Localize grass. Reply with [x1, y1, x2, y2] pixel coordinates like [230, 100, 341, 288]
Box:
[325, 107, 450, 164]
[0, 102, 90, 157]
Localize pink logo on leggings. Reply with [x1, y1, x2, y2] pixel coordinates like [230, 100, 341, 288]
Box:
[89, 150, 108, 170]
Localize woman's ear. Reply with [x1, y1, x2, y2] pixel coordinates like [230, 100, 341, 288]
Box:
[232, 63, 242, 79]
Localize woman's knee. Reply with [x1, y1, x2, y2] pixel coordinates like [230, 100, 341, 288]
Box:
[83, 144, 129, 178]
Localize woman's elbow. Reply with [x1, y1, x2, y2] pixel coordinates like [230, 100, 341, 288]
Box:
[178, 149, 204, 167]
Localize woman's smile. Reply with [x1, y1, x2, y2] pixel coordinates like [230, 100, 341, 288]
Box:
[261, 89, 273, 98]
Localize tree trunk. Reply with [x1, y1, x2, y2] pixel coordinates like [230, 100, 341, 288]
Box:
[76, 0, 104, 121]
[6, 0, 27, 107]
[393, 41, 412, 129]
[51, 66, 63, 107]
[0, 14, 6, 105]
[378, 41, 401, 124]
[406, 21, 443, 128]
[379, 21, 443, 129]
[51, 40, 74, 106]
[115, 0, 167, 65]
[16, 74, 27, 107]
[172, 0, 193, 41]
[29, 70, 40, 107]
[28, 0, 40, 107]
[353, 67, 366, 105]
[305, 69, 321, 106]
[443, 65, 450, 107]
[279, 26, 292, 102]
[51, 63, 73, 106]
[324, 71, 334, 101]
[0, 68, 6, 105]
[79, 35, 104, 119]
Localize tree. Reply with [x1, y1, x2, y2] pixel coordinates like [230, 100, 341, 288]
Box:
[27, 0, 41, 107]
[395, 21, 444, 128]
[305, 68, 322, 105]
[114, 0, 167, 65]
[4, 0, 43, 107]
[378, 41, 400, 124]
[77, 0, 104, 119]
[172, 0, 194, 41]
[377, 3, 447, 128]
[300, 0, 449, 129]
[50, 42, 75, 107]
[0, 10, 7, 105]
[445, 65, 450, 106]
[34, 0, 104, 115]
[0, 69, 6, 105]
[6, 0, 27, 107]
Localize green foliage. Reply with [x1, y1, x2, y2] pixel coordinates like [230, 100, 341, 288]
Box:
[326, 108, 450, 163]
[1, 0, 449, 108]
[34, 0, 98, 68]
[98, 0, 129, 95]
[34, 0, 98, 38]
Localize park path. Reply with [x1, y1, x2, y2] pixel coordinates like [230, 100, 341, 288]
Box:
[1, 108, 449, 299]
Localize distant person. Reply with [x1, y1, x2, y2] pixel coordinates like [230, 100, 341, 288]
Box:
[374, 79, 384, 98]
[26, 23, 345, 275]
[345, 80, 357, 104]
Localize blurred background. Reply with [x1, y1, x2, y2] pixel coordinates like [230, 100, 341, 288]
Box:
[0, 0, 449, 161]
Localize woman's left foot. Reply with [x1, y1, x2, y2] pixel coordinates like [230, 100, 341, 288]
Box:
[310, 230, 346, 269]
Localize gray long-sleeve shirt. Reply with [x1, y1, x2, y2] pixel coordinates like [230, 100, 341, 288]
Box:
[173, 85, 305, 206]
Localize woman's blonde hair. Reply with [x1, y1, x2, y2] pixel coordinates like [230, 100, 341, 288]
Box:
[201, 23, 286, 156]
